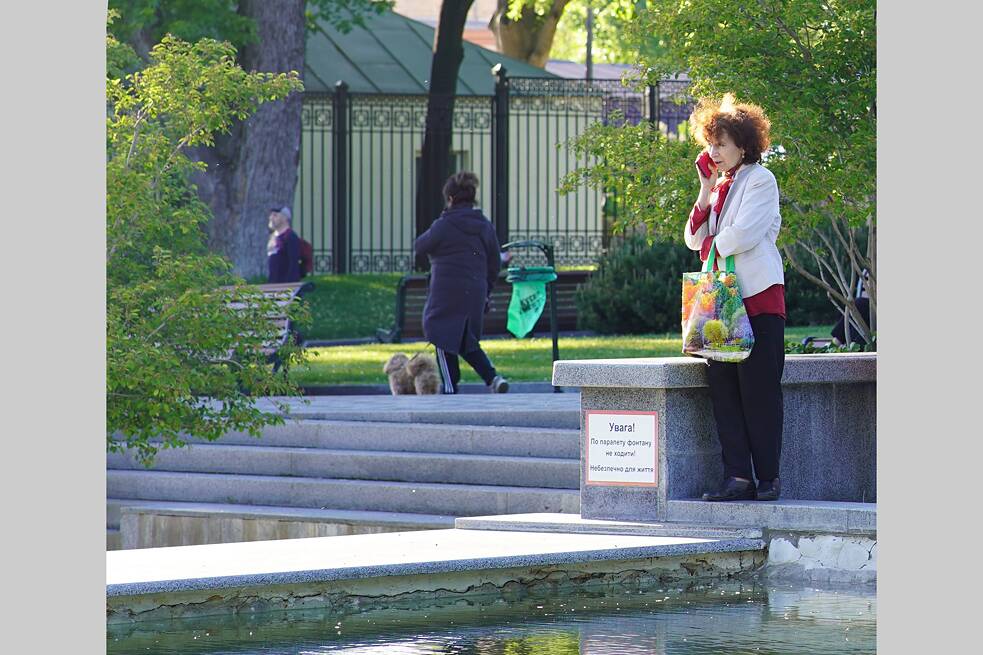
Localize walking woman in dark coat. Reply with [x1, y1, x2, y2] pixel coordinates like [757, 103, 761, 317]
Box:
[414, 172, 509, 394]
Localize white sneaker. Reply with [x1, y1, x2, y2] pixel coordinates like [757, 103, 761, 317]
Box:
[490, 375, 509, 393]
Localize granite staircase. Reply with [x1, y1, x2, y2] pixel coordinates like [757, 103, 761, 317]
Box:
[107, 394, 582, 549]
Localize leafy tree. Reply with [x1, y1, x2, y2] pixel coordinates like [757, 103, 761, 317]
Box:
[108, 0, 393, 278]
[549, 1, 665, 66]
[562, 0, 876, 339]
[490, 0, 573, 67]
[107, 26, 306, 465]
[415, 0, 476, 268]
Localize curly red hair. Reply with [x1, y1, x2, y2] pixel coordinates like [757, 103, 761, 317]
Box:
[689, 93, 771, 164]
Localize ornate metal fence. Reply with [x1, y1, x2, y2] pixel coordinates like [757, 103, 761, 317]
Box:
[294, 74, 692, 274]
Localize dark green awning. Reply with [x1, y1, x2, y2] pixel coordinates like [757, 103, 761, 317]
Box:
[304, 10, 557, 96]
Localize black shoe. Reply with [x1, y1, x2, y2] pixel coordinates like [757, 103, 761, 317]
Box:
[701, 477, 756, 502]
[756, 478, 781, 501]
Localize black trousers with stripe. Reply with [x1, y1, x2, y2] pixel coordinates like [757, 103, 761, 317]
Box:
[706, 313, 786, 482]
[435, 345, 497, 394]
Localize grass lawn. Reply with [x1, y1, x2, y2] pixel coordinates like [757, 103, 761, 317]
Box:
[296, 273, 403, 341]
[290, 325, 825, 386]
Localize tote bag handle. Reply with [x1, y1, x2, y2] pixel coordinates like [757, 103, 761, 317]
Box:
[702, 238, 735, 274]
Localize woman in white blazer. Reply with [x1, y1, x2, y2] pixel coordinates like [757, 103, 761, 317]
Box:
[683, 94, 786, 502]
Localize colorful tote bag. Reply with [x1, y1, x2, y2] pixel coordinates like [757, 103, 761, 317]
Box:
[681, 239, 754, 362]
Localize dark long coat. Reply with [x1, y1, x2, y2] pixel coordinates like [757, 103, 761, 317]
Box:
[414, 205, 501, 354]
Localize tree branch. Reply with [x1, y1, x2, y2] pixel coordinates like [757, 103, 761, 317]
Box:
[758, 0, 813, 63]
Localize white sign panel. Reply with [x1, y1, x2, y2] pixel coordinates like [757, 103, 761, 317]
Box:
[585, 411, 659, 486]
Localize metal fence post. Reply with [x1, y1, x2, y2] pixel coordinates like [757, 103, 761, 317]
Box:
[491, 65, 510, 247]
[332, 80, 350, 274]
[646, 83, 659, 129]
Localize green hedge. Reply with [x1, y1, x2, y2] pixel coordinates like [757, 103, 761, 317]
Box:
[576, 236, 838, 334]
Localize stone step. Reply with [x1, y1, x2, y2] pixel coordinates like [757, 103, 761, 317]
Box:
[182, 420, 580, 459]
[107, 444, 579, 489]
[114, 500, 458, 529]
[454, 513, 763, 540]
[252, 394, 581, 429]
[667, 499, 877, 534]
[112, 500, 457, 549]
[107, 470, 581, 517]
[108, 498, 187, 529]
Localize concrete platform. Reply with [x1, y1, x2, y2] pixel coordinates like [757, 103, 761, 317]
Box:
[107, 527, 765, 623]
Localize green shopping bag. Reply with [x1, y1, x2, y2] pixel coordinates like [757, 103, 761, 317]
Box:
[681, 239, 754, 362]
[506, 266, 557, 339]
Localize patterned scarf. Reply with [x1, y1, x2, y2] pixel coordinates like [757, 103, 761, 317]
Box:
[712, 164, 742, 218]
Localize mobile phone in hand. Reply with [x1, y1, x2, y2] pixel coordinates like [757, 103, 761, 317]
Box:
[696, 151, 714, 178]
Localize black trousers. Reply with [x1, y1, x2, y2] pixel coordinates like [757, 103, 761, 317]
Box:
[435, 345, 496, 393]
[434, 321, 497, 394]
[706, 313, 786, 482]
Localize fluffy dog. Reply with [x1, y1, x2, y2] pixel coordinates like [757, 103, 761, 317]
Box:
[406, 352, 441, 395]
[383, 352, 416, 395]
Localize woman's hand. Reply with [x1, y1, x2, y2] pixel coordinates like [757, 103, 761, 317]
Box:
[696, 150, 718, 190]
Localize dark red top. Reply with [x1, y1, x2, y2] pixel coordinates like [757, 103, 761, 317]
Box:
[688, 171, 786, 319]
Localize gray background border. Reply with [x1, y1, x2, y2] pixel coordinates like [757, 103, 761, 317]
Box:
[1, 1, 979, 651]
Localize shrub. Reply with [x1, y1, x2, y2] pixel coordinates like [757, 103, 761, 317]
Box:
[577, 234, 840, 335]
[576, 236, 696, 334]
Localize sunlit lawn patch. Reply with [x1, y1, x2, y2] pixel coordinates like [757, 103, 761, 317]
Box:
[289, 326, 822, 386]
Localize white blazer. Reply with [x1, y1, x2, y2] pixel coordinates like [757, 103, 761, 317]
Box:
[683, 162, 784, 298]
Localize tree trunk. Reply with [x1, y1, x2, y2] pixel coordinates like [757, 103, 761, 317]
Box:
[189, 0, 306, 280]
[490, 0, 571, 67]
[415, 0, 476, 271]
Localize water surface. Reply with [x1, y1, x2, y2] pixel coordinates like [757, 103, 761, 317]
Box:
[108, 579, 875, 654]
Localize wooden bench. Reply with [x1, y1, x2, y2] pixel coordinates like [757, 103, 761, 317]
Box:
[376, 270, 591, 344]
[225, 281, 313, 371]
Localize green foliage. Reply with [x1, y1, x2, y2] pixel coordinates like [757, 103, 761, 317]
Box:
[108, 1, 259, 53]
[627, 0, 876, 240]
[575, 235, 696, 334]
[107, 33, 306, 465]
[564, 0, 875, 243]
[559, 118, 698, 240]
[572, 233, 834, 337]
[785, 334, 875, 354]
[550, 1, 665, 65]
[108, 0, 395, 57]
[561, 0, 876, 337]
[107, 10, 142, 79]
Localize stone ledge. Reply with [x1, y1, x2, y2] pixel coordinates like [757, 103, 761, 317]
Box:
[552, 353, 876, 389]
[107, 528, 764, 597]
[667, 499, 876, 534]
[454, 512, 761, 539]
